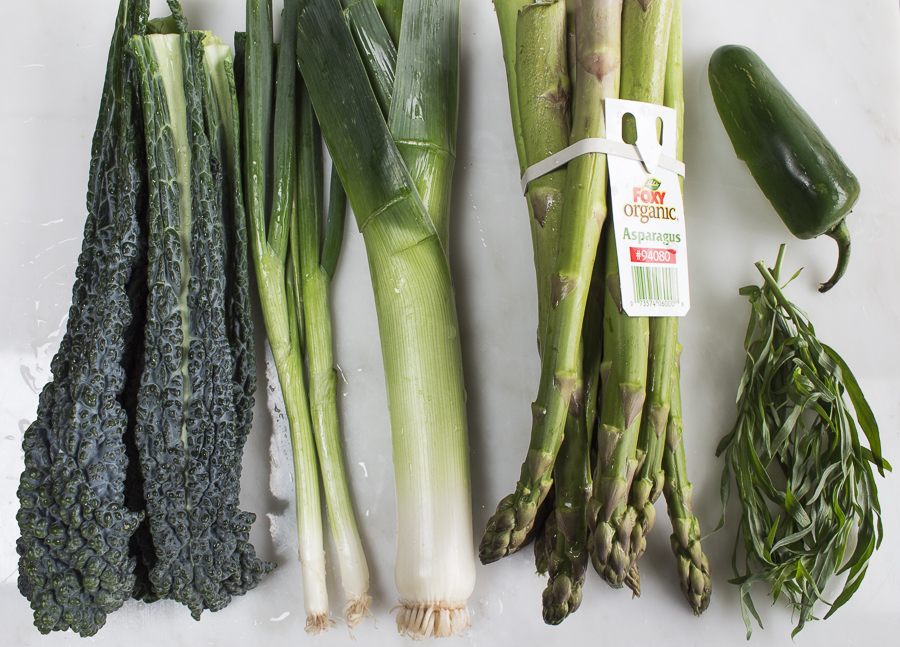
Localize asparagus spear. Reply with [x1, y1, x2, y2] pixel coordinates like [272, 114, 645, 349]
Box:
[482, 0, 622, 563]
[541, 348, 590, 625]
[491, 0, 533, 174]
[582, 241, 606, 441]
[656, 0, 710, 615]
[629, 317, 677, 570]
[587, 230, 649, 587]
[629, 4, 684, 560]
[534, 487, 557, 576]
[587, 0, 673, 590]
[543, 225, 606, 623]
[486, 0, 569, 356]
[663, 344, 712, 615]
[514, 0, 570, 353]
[480, 0, 571, 562]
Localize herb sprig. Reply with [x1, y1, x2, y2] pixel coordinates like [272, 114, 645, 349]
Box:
[716, 244, 889, 638]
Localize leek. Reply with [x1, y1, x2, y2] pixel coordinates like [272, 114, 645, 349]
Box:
[296, 0, 476, 637]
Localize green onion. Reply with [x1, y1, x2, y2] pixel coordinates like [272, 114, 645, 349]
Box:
[243, 0, 330, 633]
[293, 78, 372, 627]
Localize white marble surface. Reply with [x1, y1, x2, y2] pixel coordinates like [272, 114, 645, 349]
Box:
[2, 0, 899, 644]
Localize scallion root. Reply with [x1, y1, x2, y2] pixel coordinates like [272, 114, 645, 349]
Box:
[304, 613, 335, 636]
[343, 593, 373, 629]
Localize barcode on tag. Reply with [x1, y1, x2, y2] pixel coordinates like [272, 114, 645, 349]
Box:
[631, 265, 680, 306]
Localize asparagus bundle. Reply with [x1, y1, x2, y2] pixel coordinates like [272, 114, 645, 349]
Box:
[483, 0, 710, 622]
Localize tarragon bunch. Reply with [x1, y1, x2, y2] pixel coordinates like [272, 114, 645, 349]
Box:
[716, 245, 889, 638]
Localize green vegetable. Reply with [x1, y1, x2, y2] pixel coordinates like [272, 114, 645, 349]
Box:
[662, 346, 711, 616]
[129, 26, 275, 618]
[587, 0, 671, 591]
[659, 1, 711, 616]
[588, 230, 649, 589]
[483, 0, 709, 622]
[343, 0, 397, 115]
[373, 0, 404, 45]
[716, 244, 888, 638]
[243, 0, 335, 633]
[628, 0, 685, 578]
[15, 1, 150, 635]
[16, 1, 273, 636]
[708, 44, 860, 292]
[295, 0, 476, 637]
[294, 74, 371, 627]
[515, 0, 570, 362]
[541, 347, 590, 625]
[482, 0, 621, 567]
[479, 0, 571, 563]
[388, 0, 459, 252]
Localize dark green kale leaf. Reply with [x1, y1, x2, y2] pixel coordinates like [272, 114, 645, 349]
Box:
[130, 30, 274, 620]
[204, 38, 257, 465]
[15, 0, 150, 637]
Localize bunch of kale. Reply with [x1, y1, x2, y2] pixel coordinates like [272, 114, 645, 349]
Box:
[15, 1, 273, 636]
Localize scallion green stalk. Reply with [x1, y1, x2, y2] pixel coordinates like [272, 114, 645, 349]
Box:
[243, 0, 330, 633]
[294, 77, 372, 627]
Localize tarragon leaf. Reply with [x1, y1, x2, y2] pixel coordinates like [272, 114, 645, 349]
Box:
[824, 344, 885, 475]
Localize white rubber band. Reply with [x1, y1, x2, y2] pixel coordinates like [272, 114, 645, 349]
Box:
[519, 137, 685, 194]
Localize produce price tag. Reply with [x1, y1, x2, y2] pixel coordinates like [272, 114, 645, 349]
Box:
[605, 98, 690, 317]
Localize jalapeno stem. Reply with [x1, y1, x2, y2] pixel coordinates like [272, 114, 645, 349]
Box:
[819, 219, 851, 293]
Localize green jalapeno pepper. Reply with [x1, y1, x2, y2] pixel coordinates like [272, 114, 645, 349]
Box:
[708, 45, 860, 292]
